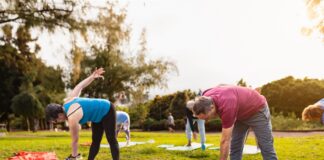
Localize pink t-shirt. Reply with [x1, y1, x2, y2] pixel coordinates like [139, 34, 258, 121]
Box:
[203, 85, 266, 128]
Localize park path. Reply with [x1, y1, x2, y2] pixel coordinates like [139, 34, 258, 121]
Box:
[244, 131, 324, 137]
[272, 131, 324, 137]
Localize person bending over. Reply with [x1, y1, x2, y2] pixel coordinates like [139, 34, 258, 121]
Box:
[46, 68, 119, 160]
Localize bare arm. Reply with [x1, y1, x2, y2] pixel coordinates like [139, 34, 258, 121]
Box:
[219, 126, 233, 160]
[67, 104, 83, 157]
[69, 120, 79, 157]
[68, 68, 105, 98]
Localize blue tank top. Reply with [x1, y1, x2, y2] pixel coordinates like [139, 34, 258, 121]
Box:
[63, 97, 111, 124]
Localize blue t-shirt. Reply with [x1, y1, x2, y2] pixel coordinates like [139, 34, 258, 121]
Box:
[316, 98, 324, 124]
[116, 111, 129, 124]
[317, 98, 324, 109]
[63, 98, 111, 124]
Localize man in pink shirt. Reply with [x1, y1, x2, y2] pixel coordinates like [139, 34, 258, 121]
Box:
[193, 85, 277, 160]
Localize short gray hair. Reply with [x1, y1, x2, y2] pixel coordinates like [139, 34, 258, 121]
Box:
[186, 100, 195, 110]
[193, 96, 213, 115]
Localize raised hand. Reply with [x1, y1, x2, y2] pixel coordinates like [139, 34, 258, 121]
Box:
[91, 67, 105, 79]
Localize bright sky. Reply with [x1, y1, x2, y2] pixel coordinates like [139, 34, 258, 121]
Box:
[39, 0, 324, 97]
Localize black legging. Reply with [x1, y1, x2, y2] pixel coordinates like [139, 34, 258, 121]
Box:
[88, 104, 119, 160]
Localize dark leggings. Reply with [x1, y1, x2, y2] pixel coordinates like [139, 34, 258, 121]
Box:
[88, 104, 119, 160]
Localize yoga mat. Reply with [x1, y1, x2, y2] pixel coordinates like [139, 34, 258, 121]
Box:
[166, 143, 213, 151]
[8, 151, 58, 160]
[243, 145, 260, 154]
[157, 144, 174, 148]
[208, 145, 260, 154]
[100, 140, 154, 148]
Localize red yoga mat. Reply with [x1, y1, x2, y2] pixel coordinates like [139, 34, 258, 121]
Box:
[8, 151, 58, 160]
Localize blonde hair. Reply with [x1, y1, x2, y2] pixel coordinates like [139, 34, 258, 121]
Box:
[302, 104, 324, 121]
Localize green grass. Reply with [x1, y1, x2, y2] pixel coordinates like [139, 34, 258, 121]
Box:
[0, 131, 324, 160]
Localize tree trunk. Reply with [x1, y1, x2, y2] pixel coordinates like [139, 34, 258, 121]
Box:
[39, 119, 42, 130]
[6, 120, 11, 132]
[49, 121, 54, 131]
[26, 117, 30, 131]
[44, 119, 48, 130]
[32, 118, 38, 132]
[30, 118, 35, 132]
[43, 119, 46, 130]
[39, 119, 44, 130]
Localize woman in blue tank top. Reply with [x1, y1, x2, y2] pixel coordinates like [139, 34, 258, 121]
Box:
[45, 68, 119, 160]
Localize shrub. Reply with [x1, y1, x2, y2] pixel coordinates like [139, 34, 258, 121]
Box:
[129, 104, 149, 129]
[271, 112, 323, 130]
[205, 119, 222, 132]
[174, 119, 186, 130]
[143, 118, 154, 131]
[143, 119, 168, 131]
[0, 128, 6, 133]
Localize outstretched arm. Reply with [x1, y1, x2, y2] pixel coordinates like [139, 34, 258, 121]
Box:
[68, 68, 105, 98]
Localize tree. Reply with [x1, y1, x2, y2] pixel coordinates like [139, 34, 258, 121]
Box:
[11, 92, 43, 132]
[147, 95, 176, 121]
[237, 78, 247, 87]
[261, 76, 324, 117]
[140, 90, 199, 131]
[1, 0, 178, 131]
[0, 0, 86, 32]
[0, 25, 36, 131]
[169, 90, 196, 120]
[69, 7, 178, 101]
[33, 64, 66, 130]
[0, 23, 65, 131]
[302, 0, 324, 42]
[128, 103, 149, 128]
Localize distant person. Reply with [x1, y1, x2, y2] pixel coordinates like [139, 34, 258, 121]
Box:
[45, 68, 119, 160]
[116, 111, 131, 145]
[167, 112, 175, 132]
[192, 85, 277, 160]
[186, 100, 206, 151]
[302, 98, 324, 124]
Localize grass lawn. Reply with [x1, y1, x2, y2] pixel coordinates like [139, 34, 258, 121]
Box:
[1, 131, 324, 160]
